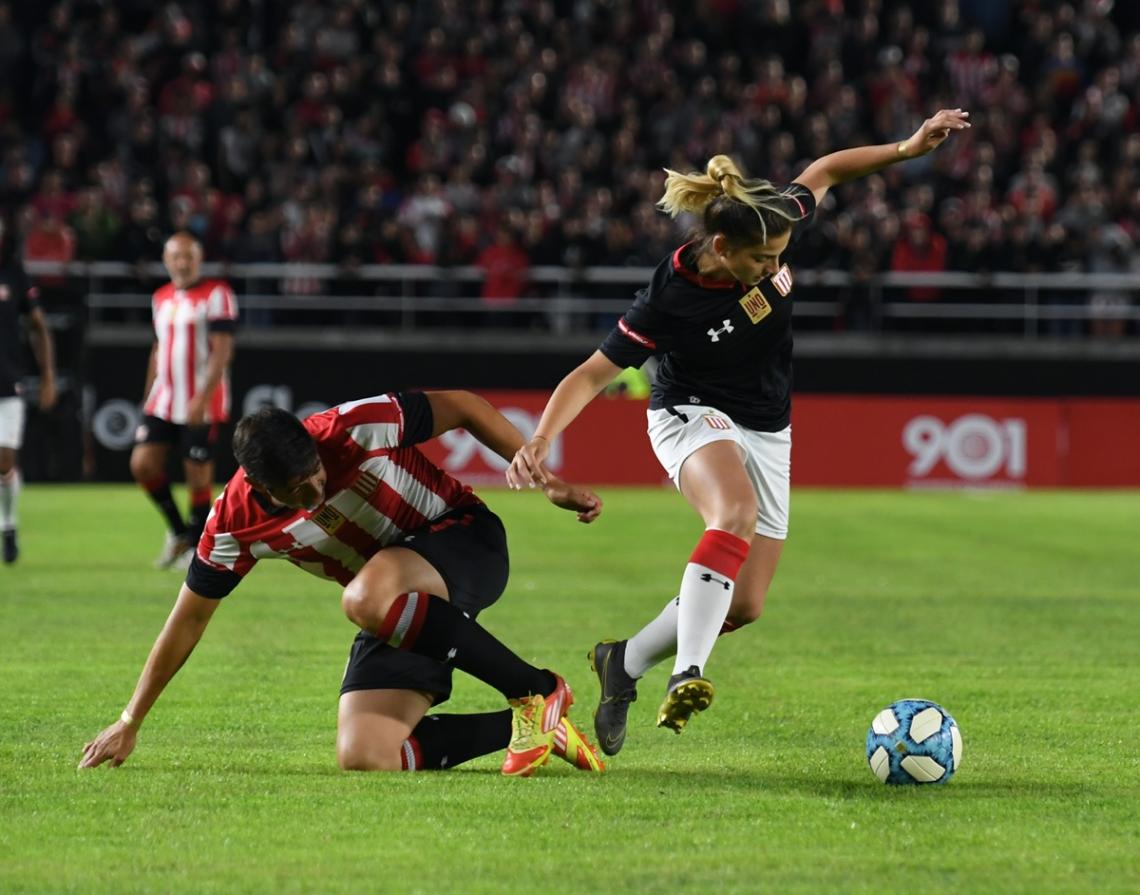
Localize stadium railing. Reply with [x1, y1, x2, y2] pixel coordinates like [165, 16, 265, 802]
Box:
[23, 261, 1140, 338]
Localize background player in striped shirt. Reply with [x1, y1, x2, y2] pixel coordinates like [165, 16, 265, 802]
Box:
[80, 390, 605, 776]
[0, 221, 57, 564]
[130, 232, 238, 569]
[508, 110, 971, 754]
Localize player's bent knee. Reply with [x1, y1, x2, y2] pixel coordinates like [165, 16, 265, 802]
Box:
[709, 501, 758, 539]
[128, 452, 159, 484]
[341, 573, 399, 631]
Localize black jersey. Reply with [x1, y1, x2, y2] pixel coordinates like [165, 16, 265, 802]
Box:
[599, 183, 816, 432]
[0, 264, 38, 399]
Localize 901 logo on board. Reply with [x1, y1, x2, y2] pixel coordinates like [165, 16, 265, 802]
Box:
[903, 414, 1027, 481]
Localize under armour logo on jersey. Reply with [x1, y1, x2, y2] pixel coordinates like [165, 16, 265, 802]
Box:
[707, 320, 734, 342]
[699, 572, 731, 590]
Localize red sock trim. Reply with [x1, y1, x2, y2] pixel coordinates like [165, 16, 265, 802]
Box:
[376, 592, 429, 650]
[190, 487, 212, 507]
[400, 737, 422, 771]
[689, 529, 750, 580]
[140, 474, 169, 494]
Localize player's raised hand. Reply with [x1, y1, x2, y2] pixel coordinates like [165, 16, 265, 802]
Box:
[79, 720, 138, 769]
[542, 477, 603, 523]
[506, 435, 551, 489]
[902, 109, 970, 157]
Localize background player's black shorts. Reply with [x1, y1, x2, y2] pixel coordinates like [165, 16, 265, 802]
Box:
[339, 503, 510, 705]
[135, 414, 221, 464]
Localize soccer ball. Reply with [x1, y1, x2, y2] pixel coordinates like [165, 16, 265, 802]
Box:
[865, 699, 962, 785]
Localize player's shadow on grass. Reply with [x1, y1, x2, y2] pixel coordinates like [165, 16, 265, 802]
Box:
[99, 765, 1098, 798]
[606, 768, 1099, 799]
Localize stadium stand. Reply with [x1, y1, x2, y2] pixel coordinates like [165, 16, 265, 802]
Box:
[2, 0, 1138, 334]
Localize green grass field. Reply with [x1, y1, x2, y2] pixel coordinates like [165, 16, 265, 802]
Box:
[1, 485, 1138, 894]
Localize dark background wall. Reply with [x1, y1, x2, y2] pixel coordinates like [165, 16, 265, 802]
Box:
[31, 336, 1135, 483]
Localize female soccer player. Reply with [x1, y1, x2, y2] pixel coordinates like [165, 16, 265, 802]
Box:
[506, 109, 970, 754]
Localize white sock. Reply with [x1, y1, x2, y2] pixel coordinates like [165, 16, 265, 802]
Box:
[623, 596, 680, 678]
[0, 467, 19, 530]
[673, 562, 735, 675]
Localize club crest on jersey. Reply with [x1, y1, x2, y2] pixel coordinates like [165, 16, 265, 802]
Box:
[702, 413, 731, 431]
[351, 468, 380, 499]
[707, 319, 734, 342]
[311, 503, 348, 534]
[771, 264, 794, 297]
[739, 287, 772, 323]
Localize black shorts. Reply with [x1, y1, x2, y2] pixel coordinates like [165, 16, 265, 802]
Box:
[339, 503, 510, 705]
[135, 415, 221, 464]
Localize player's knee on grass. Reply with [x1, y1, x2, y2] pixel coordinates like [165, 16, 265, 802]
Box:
[336, 734, 404, 772]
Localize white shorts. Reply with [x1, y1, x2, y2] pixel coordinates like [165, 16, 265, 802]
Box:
[647, 404, 791, 540]
[0, 397, 26, 450]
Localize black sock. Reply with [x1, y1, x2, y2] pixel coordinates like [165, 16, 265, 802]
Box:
[380, 593, 556, 700]
[403, 710, 512, 770]
[142, 476, 186, 536]
[186, 487, 212, 547]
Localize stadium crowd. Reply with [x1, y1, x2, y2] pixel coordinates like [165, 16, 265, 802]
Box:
[2, 0, 1139, 330]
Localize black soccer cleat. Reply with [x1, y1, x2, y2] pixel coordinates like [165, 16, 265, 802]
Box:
[589, 640, 638, 756]
[656, 665, 715, 734]
[2, 528, 17, 564]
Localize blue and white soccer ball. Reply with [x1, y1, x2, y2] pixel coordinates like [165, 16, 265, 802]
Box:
[866, 699, 963, 785]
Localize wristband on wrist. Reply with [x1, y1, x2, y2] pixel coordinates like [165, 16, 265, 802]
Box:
[896, 141, 909, 158]
[120, 709, 138, 728]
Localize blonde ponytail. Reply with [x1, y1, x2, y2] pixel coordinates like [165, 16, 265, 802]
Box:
[658, 154, 802, 244]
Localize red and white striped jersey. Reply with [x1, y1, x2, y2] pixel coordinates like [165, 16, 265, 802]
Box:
[191, 392, 482, 596]
[144, 278, 238, 423]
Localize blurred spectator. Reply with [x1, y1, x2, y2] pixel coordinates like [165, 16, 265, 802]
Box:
[476, 224, 530, 311]
[22, 210, 75, 289]
[70, 188, 121, 261]
[890, 212, 948, 303]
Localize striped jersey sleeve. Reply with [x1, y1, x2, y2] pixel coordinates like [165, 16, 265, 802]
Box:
[206, 282, 239, 332]
[187, 482, 257, 599]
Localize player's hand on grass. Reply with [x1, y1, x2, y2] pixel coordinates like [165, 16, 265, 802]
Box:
[506, 436, 551, 489]
[79, 721, 138, 769]
[542, 477, 603, 523]
[901, 109, 970, 158]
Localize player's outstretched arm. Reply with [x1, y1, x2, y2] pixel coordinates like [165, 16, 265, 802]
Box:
[425, 389, 527, 463]
[506, 350, 622, 489]
[538, 475, 603, 524]
[425, 390, 602, 523]
[79, 585, 221, 769]
[794, 108, 971, 205]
